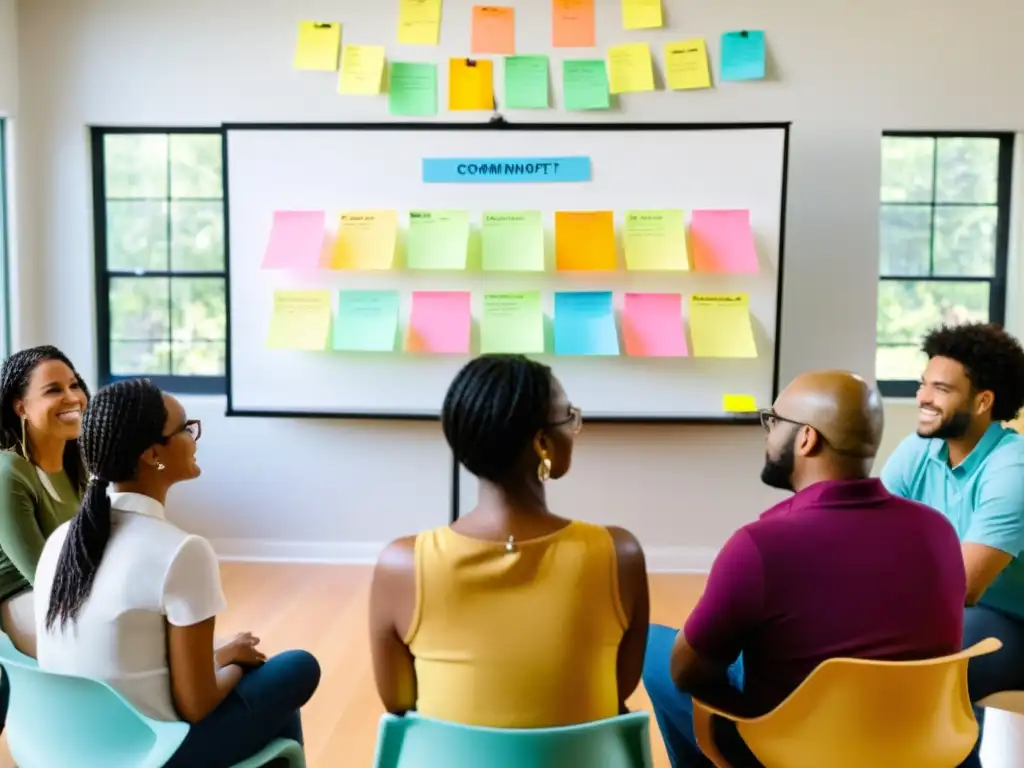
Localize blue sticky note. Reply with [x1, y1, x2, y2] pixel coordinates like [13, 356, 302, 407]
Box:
[720, 31, 766, 81]
[554, 291, 620, 356]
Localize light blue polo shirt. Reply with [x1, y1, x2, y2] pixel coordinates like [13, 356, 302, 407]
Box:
[881, 424, 1024, 621]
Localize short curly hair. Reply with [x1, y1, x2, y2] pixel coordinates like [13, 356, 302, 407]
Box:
[922, 322, 1024, 422]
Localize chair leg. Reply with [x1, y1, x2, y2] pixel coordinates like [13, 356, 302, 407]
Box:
[693, 702, 732, 768]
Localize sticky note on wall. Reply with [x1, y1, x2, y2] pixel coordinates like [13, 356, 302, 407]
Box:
[407, 291, 471, 354]
[623, 293, 688, 357]
[554, 291, 619, 356]
[552, 0, 595, 47]
[482, 210, 545, 271]
[449, 58, 494, 110]
[721, 30, 766, 81]
[563, 59, 610, 110]
[471, 6, 515, 55]
[723, 394, 758, 412]
[261, 210, 326, 270]
[481, 291, 545, 353]
[622, 0, 662, 30]
[624, 210, 689, 271]
[607, 43, 655, 94]
[690, 210, 759, 273]
[338, 45, 386, 94]
[293, 22, 342, 71]
[504, 56, 550, 109]
[267, 290, 332, 350]
[398, 0, 442, 45]
[333, 290, 400, 352]
[665, 39, 711, 90]
[555, 211, 617, 270]
[406, 210, 469, 270]
[689, 293, 757, 358]
[330, 211, 398, 270]
[389, 62, 438, 116]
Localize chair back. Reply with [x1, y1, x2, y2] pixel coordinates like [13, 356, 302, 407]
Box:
[735, 638, 1000, 768]
[372, 711, 653, 768]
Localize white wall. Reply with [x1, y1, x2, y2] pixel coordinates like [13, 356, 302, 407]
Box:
[0, 0, 15, 116]
[11, 0, 1024, 569]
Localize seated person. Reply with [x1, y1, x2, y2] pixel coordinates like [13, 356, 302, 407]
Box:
[34, 379, 321, 767]
[880, 323, 1024, 768]
[643, 371, 966, 767]
[369, 354, 650, 727]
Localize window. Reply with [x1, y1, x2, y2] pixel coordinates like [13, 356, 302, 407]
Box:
[877, 132, 1013, 397]
[92, 128, 226, 394]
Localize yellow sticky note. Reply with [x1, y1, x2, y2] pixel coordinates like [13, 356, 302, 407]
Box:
[330, 211, 398, 270]
[624, 210, 689, 271]
[267, 290, 332, 350]
[622, 0, 662, 30]
[689, 293, 758, 358]
[665, 39, 711, 90]
[723, 394, 758, 413]
[449, 58, 494, 110]
[398, 0, 442, 46]
[607, 43, 655, 94]
[338, 45, 386, 95]
[293, 22, 342, 71]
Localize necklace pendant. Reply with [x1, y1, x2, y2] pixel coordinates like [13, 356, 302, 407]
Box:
[505, 535, 516, 553]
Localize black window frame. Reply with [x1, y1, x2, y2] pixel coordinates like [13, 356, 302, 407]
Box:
[91, 125, 227, 395]
[878, 130, 1014, 398]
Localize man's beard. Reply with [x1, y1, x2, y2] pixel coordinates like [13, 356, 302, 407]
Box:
[918, 409, 972, 439]
[761, 435, 796, 492]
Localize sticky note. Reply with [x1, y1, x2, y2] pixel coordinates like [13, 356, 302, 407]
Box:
[554, 292, 619, 356]
[406, 210, 470, 270]
[624, 210, 689, 271]
[407, 291, 471, 354]
[482, 211, 545, 271]
[721, 31, 766, 81]
[622, 0, 662, 30]
[563, 59, 610, 110]
[555, 211, 617, 270]
[608, 43, 655, 94]
[723, 394, 758, 413]
[293, 22, 342, 71]
[481, 291, 545, 353]
[472, 6, 515, 55]
[338, 45, 386, 95]
[552, 0, 595, 47]
[690, 210, 759, 273]
[330, 211, 398, 270]
[665, 39, 711, 90]
[623, 293, 688, 357]
[398, 0, 442, 46]
[449, 58, 494, 110]
[333, 290, 400, 352]
[266, 290, 332, 350]
[689, 294, 758, 358]
[389, 62, 438, 116]
[261, 211, 326, 270]
[504, 56, 549, 109]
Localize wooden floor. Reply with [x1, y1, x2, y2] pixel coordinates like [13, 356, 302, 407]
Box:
[0, 563, 706, 767]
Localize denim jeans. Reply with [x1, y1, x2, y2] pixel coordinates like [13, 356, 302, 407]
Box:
[163, 649, 321, 767]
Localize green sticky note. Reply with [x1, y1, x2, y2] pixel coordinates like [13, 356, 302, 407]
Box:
[407, 210, 470, 270]
[623, 209, 690, 271]
[481, 291, 545, 353]
[563, 59, 610, 110]
[388, 62, 437, 116]
[333, 290, 400, 352]
[482, 211, 545, 271]
[504, 56, 549, 109]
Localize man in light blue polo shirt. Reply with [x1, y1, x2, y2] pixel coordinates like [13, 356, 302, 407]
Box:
[881, 322, 1024, 768]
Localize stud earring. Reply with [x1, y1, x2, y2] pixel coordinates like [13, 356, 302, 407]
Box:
[537, 453, 552, 483]
[156, 462, 166, 472]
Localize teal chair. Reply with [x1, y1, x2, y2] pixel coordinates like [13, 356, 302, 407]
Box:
[0, 633, 304, 767]
[372, 711, 653, 768]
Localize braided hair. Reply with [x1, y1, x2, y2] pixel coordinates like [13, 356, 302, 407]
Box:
[0, 345, 89, 493]
[45, 379, 167, 630]
[441, 354, 554, 483]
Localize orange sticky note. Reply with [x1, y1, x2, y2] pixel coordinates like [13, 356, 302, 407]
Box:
[449, 58, 494, 110]
[472, 6, 515, 55]
[690, 209, 759, 273]
[555, 211, 617, 270]
[553, 0, 595, 48]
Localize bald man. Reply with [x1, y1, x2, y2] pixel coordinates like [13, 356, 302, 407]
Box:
[643, 372, 966, 768]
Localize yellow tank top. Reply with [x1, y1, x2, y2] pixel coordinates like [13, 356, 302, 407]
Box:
[405, 520, 628, 728]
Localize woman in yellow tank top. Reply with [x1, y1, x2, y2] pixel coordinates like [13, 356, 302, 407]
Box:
[369, 354, 650, 728]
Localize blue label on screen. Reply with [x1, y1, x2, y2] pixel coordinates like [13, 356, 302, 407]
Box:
[422, 156, 591, 183]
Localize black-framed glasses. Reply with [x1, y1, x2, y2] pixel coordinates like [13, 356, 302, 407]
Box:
[160, 419, 202, 443]
[758, 409, 804, 434]
[550, 404, 583, 435]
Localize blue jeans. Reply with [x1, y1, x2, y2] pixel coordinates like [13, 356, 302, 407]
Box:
[164, 649, 321, 767]
[959, 605, 1024, 768]
[643, 624, 762, 767]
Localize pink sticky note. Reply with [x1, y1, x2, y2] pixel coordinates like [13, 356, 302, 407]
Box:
[623, 293, 689, 357]
[261, 210, 327, 270]
[406, 291, 471, 354]
[690, 209, 759, 273]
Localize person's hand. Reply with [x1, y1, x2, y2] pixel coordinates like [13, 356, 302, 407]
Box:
[215, 631, 267, 669]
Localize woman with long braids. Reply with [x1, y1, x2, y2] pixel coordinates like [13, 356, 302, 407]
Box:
[34, 379, 320, 766]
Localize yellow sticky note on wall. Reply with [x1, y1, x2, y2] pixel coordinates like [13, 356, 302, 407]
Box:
[665, 39, 712, 90]
[607, 43, 655, 94]
[622, 0, 662, 30]
[267, 290, 332, 350]
[293, 22, 342, 71]
[398, 0, 442, 45]
[330, 211, 398, 270]
[449, 58, 494, 110]
[723, 394, 758, 413]
[689, 293, 758, 358]
[339, 45, 386, 95]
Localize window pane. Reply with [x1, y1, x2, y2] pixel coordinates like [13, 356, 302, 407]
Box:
[110, 341, 171, 375]
[170, 134, 222, 199]
[876, 345, 927, 383]
[171, 278, 226, 341]
[172, 341, 225, 375]
[933, 206, 997, 277]
[171, 202, 224, 271]
[106, 201, 168, 271]
[881, 137, 934, 203]
[880, 204, 931, 276]
[877, 280, 989, 348]
[935, 138, 999, 204]
[104, 134, 168, 198]
[109, 277, 169, 340]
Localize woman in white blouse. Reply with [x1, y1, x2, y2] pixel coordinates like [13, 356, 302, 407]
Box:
[33, 379, 321, 766]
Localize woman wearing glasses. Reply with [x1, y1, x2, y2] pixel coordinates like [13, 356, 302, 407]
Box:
[369, 354, 650, 727]
[33, 379, 320, 767]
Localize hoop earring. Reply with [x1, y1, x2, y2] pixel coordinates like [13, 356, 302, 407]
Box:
[537, 454, 552, 483]
[19, 417, 28, 462]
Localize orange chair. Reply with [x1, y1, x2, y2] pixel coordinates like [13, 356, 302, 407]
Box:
[691, 637, 1001, 768]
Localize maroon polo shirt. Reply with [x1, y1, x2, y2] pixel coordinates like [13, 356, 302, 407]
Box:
[684, 478, 966, 715]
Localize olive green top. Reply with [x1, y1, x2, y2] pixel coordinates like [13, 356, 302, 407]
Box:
[0, 451, 81, 603]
